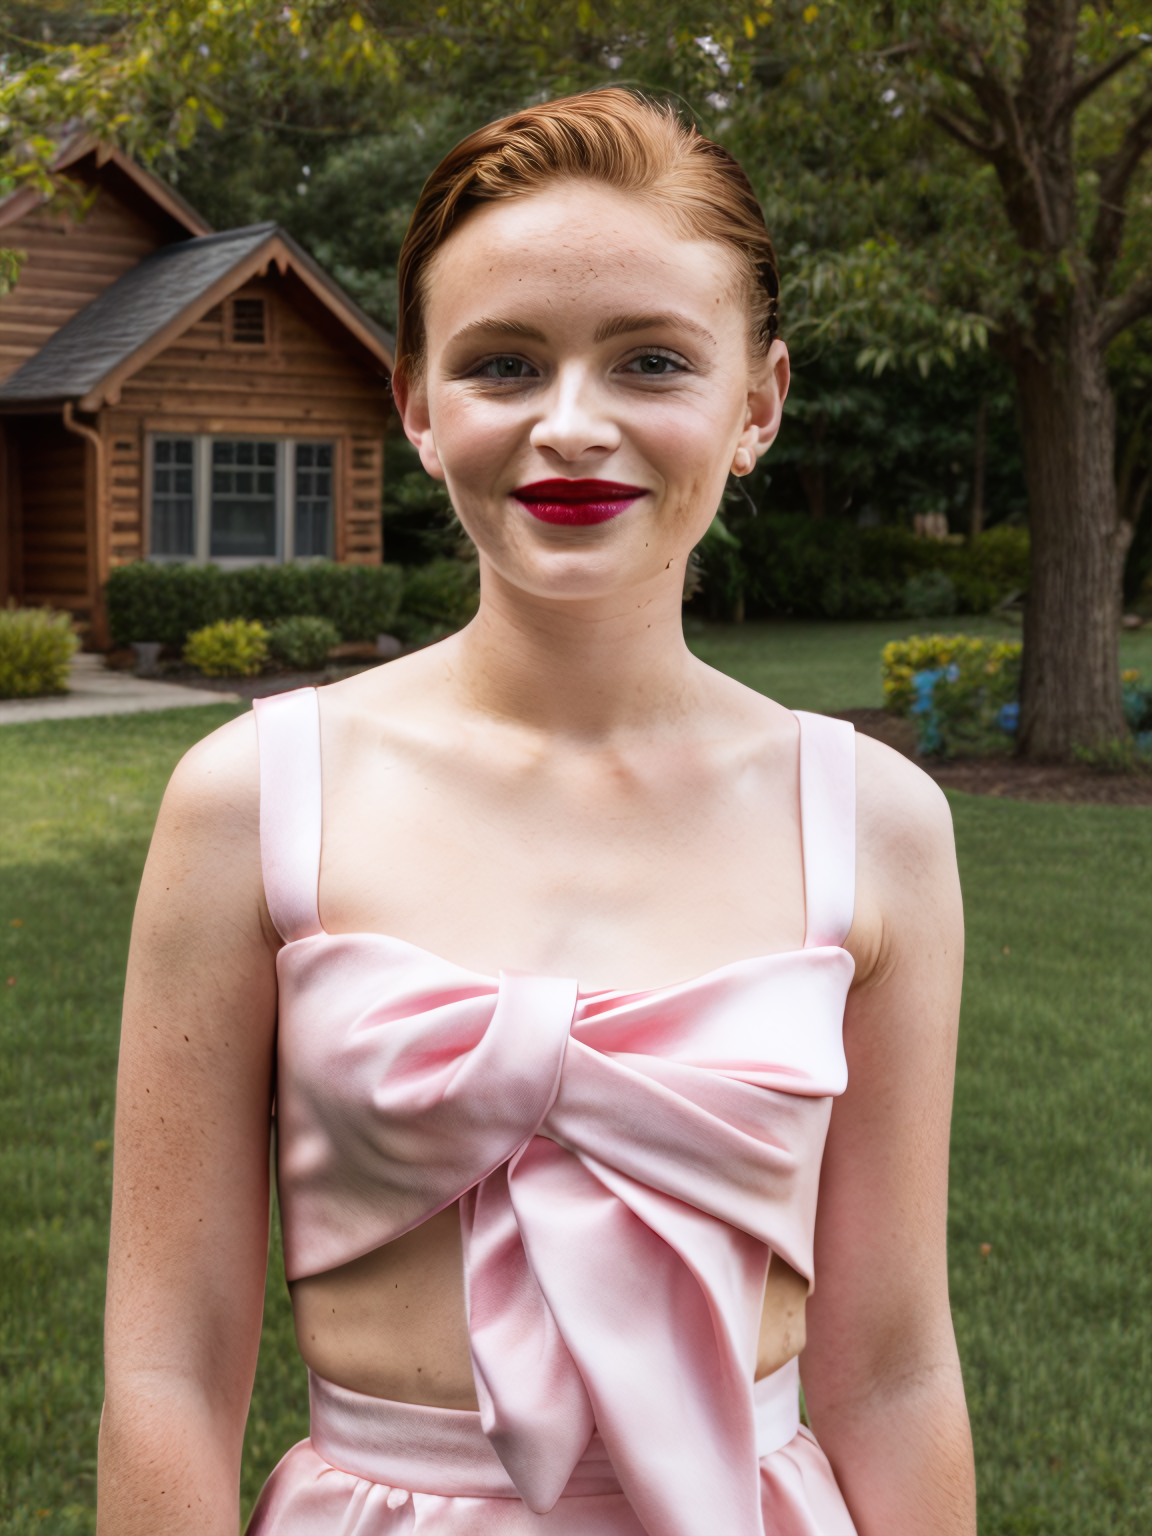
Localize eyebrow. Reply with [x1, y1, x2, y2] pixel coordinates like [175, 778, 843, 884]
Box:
[446, 311, 717, 349]
[594, 312, 716, 344]
[447, 317, 549, 346]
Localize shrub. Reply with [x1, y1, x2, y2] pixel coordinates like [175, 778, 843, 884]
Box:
[883, 634, 1022, 716]
[1121, 670, 1152, 733]
[691, 513, 1030, 621]
[105, 562, 227, 648]
[105, 561, 404, 648]
[269, 615, 341, 671]
[184, 619, 269, 676]
[0, 605, 78, 698]
[396, 558, 480, 643]
[902, 569, 957, 618]
[883, 634, 1022, 757]
[1073, 737, 1152, 775]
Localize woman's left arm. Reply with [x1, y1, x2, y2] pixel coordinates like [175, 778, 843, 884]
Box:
[801, 735, 976, 1535]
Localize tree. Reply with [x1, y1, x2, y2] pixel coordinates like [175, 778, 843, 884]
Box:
[3, 2, 1148, 755]
[723, 2, 1151, 756]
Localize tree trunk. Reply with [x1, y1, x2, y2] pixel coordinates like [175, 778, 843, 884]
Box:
[1012, 301, 1130, 757]
[970, 395, 986, 540]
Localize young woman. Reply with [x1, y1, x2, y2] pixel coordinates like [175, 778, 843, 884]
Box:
[97, 91, 975, 1535]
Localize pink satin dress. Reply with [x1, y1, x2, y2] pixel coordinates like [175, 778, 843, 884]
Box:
[247, 688, 859, 1536]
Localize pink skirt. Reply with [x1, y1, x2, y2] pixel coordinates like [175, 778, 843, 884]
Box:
[247, 1362, 857, 1534]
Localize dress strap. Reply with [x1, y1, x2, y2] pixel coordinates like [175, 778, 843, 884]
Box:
[793, 711, 856, 950]
[252, 688, 323, 943]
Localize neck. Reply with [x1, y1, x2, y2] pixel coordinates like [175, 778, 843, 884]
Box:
[446, 556, 702, 740]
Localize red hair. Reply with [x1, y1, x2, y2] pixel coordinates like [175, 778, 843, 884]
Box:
[393, 88, 779, 384]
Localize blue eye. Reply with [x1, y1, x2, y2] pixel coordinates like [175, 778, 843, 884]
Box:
[479, 356, 534, 379]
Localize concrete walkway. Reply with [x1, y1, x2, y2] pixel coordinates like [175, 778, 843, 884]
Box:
[0, 654, 239, 725]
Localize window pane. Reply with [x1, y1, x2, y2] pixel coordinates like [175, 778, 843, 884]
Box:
[210, 439, 277, 557]
[295, 442, 334, 558]
[151, 437, 195, 556]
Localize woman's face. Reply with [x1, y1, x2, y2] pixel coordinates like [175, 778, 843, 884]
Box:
[396, 180, 789, 605]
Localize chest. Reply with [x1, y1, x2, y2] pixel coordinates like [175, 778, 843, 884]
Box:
[315, 729, 806, 992]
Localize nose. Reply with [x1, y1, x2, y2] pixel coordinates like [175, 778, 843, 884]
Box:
[529, 364, 621, 465]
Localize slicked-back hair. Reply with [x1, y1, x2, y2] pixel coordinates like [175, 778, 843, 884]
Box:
[393, 88, 779, 385]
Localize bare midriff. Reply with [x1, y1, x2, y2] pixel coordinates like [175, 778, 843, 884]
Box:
[291, 1203, 807, 1409]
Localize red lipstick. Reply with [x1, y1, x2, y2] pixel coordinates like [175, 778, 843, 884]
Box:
[513, 479, 648, 526]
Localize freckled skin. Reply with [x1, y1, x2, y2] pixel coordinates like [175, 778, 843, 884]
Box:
[399, 183, 787, 611]
[99, 181, 974, 1535]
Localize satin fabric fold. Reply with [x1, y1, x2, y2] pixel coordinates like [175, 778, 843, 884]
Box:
[246, 1368, 857, 1536]
[274, 945, 852, 1532]
[252, 691, 859, 1536]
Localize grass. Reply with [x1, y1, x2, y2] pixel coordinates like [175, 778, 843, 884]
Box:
[685, 614, 1152, 712]
[1, 626, 1149, 1532]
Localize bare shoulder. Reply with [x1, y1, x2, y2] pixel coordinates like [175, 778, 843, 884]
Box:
[140, 709, 271, 948]
[159, 707, 261, 838]
[854, 728, 956, 868]
[849, 730, 962, 984]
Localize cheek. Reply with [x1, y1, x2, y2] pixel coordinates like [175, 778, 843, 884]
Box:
[430, 394, 523, 490]
[630, 400, 736, 522]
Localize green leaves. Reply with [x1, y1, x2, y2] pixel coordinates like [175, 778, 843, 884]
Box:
[782, 238, 991, 377]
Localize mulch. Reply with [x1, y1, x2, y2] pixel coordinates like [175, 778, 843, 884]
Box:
[834, 709, 1152, 806]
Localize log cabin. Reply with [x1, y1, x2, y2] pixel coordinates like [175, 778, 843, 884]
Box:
[0, 136, 394, 645]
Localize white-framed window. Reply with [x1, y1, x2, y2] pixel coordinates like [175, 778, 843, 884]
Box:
[150, 437, 196, 556]
[147, 435, 336, 565]
[294, 442, 335, 558]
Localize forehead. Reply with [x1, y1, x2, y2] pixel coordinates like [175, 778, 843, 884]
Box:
[422, 181, 746, 342]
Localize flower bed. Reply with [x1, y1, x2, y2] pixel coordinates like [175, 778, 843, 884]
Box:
[883, 634, 1023, 758]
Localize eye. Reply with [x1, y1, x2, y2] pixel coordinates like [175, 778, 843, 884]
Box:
[622, 352, 687, 376]
[476, 356, 536, 380]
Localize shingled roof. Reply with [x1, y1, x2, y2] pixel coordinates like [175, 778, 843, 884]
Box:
[0, 222, 394, 409]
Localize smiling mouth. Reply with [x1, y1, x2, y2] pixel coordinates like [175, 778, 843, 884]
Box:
[512, 479, 648, 526]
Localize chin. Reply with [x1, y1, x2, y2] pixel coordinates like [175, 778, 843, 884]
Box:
[492, 545, 650, 603]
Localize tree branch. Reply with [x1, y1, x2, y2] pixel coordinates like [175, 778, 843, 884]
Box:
[926, 104, 1001, 159]
[1098, 273, 1152, 349]
[1051, 40, 1151, 128]
[1089, 93, 1152, 286]
[930, 25, 1061, 248]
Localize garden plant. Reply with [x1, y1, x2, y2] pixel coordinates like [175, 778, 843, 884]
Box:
[183, 619, 270, 678]
[0, 606, 78, 700]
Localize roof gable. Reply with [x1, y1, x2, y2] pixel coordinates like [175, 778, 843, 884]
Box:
[0, 224, 394, 408]
[0, 133, 211, 241]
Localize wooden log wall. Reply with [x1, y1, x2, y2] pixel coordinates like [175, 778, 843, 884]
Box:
[107, 423, 143, 565]
[16, 417, 89, 609]
[107, 279, 388, 565]
[0, 190, 163, 385]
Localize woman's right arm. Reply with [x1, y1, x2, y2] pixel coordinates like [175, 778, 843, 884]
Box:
[97, 715, 280, 1535]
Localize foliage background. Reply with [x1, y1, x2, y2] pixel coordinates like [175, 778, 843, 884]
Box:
[2, 0, 1148, 612]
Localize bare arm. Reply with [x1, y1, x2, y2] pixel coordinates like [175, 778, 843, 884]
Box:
[98, 714, 279, 1535]
[802, 736, 976, 1534]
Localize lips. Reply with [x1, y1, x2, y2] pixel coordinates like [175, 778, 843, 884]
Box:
[512, 479, 648, 526]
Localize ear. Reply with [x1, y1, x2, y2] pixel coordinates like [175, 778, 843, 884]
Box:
[391, 368, 446, 482]
[732, 339, 790, 477]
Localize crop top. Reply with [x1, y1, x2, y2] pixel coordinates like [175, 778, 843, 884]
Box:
[253, 687, 856, 1535]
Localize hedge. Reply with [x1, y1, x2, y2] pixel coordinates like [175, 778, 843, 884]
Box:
[105, 561, 404, 648]
[694, 517, 1030, 620]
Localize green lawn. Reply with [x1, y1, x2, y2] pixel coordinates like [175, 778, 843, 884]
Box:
[685, 614, 1152, 712]
[1, 628, 1149, 1532]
